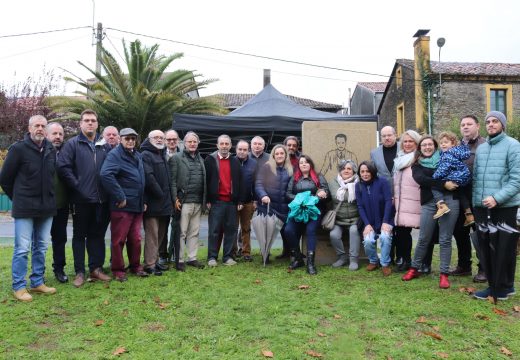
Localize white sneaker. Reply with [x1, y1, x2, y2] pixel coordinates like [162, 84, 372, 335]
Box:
[208, 259, 218, 267]
[223, 258, 237, 266]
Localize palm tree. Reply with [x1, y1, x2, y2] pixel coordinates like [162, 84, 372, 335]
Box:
[48, 39, 226, 136]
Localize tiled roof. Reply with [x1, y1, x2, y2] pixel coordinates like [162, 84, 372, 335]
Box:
[396, 59, 520, 76]
[205, 93, 342, 110]
[357, 82, 388, 93]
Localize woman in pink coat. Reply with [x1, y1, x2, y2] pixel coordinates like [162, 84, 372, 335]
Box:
[393, 130, 421, 272]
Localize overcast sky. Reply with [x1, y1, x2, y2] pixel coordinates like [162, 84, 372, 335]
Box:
[1, 0, 519, 107]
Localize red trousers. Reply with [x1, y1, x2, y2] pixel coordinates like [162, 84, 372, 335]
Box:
[110, 211, 143, 277]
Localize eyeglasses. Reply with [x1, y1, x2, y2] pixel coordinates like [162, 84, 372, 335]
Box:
[122, 137, 137, 142]
[166, 138, 178, 142]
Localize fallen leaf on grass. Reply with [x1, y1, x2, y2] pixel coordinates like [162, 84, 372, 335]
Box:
[193, 345, 200, 352]
[157, 303, 169, 310]
[298, 285, 310, 290]
[306, 350, 323, 358]
[500, 346, 513, 356]
[475, 314, 490, 320]
[287, 268, 293, 273]
[103, 299, 109, 305]
[317, 332, 326, 337]
[436, 352, 449, 358]
[103, 282, 110, 289]
[493, 308, 507, 316]
[422, 331, 442, 340]
[333, 314, 342, 319]
[153, 296, 161, 303]
[415, 316, 428, 323]
[94, 319, 104, 326]
[261, 349, 274, 358]
[254, 279, 262, 284]
[432, 326, 440, 332]
[113, 347, 127, 356]
[1, 298, 7, 304]
[513, 306, 520, 313]
[458, 287, 477, 294]
[386, 357, 393, 360]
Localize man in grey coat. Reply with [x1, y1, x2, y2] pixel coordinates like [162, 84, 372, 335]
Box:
[370, 126, 398, 188]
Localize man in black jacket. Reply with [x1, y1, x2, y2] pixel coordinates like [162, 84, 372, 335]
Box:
[0, 115, 57, 302]
[141, 130, 173, 275]
[205, 134, 244, 267]
[57, 109, 111, 287]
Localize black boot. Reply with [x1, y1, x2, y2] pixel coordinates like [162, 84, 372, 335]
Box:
[306, 251, 317, 275]
[288, 249, 304, 270]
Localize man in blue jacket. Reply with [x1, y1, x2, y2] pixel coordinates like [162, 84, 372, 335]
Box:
[0, 115, 57, 301]
[472, 111, 520, 301]
[57, 109, 111, 287]
[101, 128, 148, 282]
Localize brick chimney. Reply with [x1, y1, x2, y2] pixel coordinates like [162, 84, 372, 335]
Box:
[263, 69, 271, 87]
[413, 29, 431, 132]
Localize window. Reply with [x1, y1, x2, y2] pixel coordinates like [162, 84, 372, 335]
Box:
[396, 66, 402, 89]
[396, 102, 405, 135]
[486, 84, 512, 120]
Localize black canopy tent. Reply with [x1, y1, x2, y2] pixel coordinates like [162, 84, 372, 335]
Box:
[172, 84, 377, 155]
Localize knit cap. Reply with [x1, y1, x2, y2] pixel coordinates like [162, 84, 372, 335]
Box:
[485, 111, 507, 130]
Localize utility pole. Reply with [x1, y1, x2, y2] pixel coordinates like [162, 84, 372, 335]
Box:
[96, 22, 103, 74]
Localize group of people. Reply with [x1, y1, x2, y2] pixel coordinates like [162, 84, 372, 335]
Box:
[0, 109, 518, 303]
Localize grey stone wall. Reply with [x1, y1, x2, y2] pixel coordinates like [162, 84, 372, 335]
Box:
[378, 66, 416, 131]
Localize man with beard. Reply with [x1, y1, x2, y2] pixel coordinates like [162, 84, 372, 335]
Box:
[47, 122, 70, 283]
[0, 115, 57, 301]
[141, 130, 173, 276]
[283, 136, 301, 170]
[57, 109, 111, 287]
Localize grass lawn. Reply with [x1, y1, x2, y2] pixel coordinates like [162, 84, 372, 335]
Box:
[0, 245, 519, 359]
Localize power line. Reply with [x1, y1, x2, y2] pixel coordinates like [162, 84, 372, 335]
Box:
[0, 26, 92, 39]
[106, 27, 390, 79]
[0, 35, 91, 61]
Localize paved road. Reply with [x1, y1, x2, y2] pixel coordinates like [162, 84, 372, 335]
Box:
[0, 213, 283, 249]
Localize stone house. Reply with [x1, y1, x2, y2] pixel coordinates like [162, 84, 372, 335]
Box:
[378, 30, 520, 135]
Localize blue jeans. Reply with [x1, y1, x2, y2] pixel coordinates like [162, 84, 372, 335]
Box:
[285, 218, 320, 252]
[363, 230, 393, 267]
[12, 217, 53, 291]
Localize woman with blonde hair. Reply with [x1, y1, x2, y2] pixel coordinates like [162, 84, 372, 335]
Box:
[255, 144, 293, 257]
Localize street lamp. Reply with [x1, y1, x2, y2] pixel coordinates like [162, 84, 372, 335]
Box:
[437, 37, 445, 97]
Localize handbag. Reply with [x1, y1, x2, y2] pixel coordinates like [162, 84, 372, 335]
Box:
[321, 200, 343, 231]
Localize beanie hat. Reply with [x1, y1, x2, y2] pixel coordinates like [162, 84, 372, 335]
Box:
[485, 111, 507, 130]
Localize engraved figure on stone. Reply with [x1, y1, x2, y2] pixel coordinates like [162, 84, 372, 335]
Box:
[320, 133, 358, 176]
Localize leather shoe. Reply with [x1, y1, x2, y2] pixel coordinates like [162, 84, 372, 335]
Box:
[73, 273, 85, 288]
[156, 262, 169, 271]
[366, 263, 379, 271]
[243, 255, 253, 262]
[115, 274, 128, 282]
[396, 261, 411, 272]
[90, 268, 112, 282]
[13, 289, 32, 302]
[144, 267, 162, 276]
[176, 262, 186, 272]
[131, 269, 149, 277]
[275, 250, 290, 259]
[54, 271, 69, 283]
[449, 266, 472, 276]
[30, 284, 57, 295]
[473, 270, 487, 283]
[187, 260, 205, 269]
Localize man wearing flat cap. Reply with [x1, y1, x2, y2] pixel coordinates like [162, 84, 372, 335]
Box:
[472, 111, 520, 300]
[101, 128, 148, 281]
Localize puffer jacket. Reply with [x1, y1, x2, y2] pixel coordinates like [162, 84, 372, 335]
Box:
[393, 166, 421, 228]
[140, 139, 173, 217]
[255, 164, 291, 220]
[169, 149, 206, 205]
[329, 178, 359, 226]
[100, 145, 145, 213]
[472, 132, 520, 208]
[287, 173, 330, 212]
[432, 144, 471, 186]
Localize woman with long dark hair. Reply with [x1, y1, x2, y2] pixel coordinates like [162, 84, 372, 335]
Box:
[285, 155, 329, 275]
